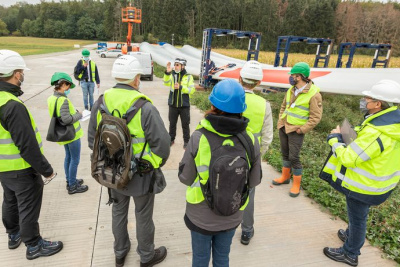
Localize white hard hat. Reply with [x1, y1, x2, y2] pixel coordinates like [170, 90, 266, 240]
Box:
[362, 80, 400, 104]
[111, 55, 143, 80]
[240, 60, 263, 82]
[174, 58, 187, 66]
[0, 50, 30, 77]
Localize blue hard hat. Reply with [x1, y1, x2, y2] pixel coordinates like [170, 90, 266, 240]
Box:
[209, 79, 247, 113]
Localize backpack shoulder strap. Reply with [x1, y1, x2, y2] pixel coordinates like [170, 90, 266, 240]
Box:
[98, 94, 111, 115]
[236, 131, 256, 169]
[197, 127, 223, 152]
[124, 98, 149, 124]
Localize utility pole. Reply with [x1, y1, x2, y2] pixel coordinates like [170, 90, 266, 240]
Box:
[172, 33, 174, 46]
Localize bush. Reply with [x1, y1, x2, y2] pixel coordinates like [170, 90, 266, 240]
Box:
[11, 30, 22, 36]
[147, 33, 159, 44]
[192, 89, 400, 263]
[134, 35, 144, 43]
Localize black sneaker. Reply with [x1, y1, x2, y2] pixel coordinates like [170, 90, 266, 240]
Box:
[170, 140, 174, 147]
[338, 229, 348, 242]
[140, 246, 167, 267]
[26, 239, 63, 260]
[240, 230, 254, 245]
[323, 247, 358, 266]
[8, 232, 22, 249]
[66, 179, 84, 190]
[68, 183, 89, 194]
[183, 143, 188, 149]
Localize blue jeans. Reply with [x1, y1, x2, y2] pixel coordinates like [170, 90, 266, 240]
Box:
[191, 229, 236, 267]
[342, 196, 370, 258]
[81, 81, 95, 110]
[64, 139, 81, 187]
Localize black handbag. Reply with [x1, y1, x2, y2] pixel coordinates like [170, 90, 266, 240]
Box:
[46, 96, 76, 142]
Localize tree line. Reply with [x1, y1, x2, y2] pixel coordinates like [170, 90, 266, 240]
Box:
[1, 0, 400, 55]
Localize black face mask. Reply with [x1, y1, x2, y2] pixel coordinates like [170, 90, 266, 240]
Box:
[289, 76, 298, 86]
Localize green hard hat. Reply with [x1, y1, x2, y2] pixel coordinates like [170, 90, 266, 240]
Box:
[288, 62, 310, 78]
[82, 49, 90, 56]
[50, 72, 75, 89]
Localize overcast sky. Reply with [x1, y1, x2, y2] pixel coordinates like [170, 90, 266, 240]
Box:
[0, 0, 62, 6]
[0, 0, 398, 7]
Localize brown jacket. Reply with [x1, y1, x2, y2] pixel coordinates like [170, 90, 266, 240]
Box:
[277, 82, 323, 134]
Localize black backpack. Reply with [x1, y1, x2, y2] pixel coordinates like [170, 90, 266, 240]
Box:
[197, 128, 256, 216]
[73, 60, 83, 81]
[91, 94, 149, 192]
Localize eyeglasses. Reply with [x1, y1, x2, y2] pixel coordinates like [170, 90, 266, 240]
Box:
[174, 63, 181, 66]
[364, 97, 378, 103]
[43, 172, 57, 185]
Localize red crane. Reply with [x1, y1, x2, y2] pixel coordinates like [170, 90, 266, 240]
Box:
[121, 2, 141, 54]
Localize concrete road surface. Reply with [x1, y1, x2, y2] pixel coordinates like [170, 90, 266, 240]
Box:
[0, 47, 396, 267]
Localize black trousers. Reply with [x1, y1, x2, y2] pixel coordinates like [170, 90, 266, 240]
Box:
[169, 106, 190, 143]
[1, 169, 43, 246]
[279, 127, 305, 170]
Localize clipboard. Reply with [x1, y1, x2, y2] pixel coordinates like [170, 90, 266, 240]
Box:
[80, 109, 91, 122]
[340, 118, 357, 145]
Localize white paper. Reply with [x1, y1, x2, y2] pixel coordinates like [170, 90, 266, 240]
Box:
[80, 109, 91, 122]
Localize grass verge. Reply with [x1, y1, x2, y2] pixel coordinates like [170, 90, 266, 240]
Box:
[191, 90, 400, 263]
[0, 36, 96, 56]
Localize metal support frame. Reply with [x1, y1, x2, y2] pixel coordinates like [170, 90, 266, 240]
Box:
[274, 36, 333, 68]
[336, 42, 392, 68]
[199, 28, 262, 88]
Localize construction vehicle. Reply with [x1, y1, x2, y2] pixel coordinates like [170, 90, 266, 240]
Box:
[121, 1, 141, 54]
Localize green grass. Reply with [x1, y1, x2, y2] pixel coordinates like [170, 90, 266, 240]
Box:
[153, 62, 165, 78]
[191, 90, 400, 263]
[0, 36, 96, 56]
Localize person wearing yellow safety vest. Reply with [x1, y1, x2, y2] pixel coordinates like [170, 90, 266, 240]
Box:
[0, 50, 63, 260]
[321, 80, 400, 267]
[179, 79, 262, 267]
[238, 60, 273, 245]
[164, 58, 195, 149]
[74, 49, 100, 110]
[47, 72, 88, 194]
[88, 56, 170, 267]
[272, 62, 323, 197]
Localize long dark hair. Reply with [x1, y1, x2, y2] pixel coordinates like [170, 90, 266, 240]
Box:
[204, 106, 242, 118]
[54, 80, 69, 91]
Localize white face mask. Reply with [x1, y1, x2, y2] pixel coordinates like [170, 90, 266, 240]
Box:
[17, 72, 25, 87]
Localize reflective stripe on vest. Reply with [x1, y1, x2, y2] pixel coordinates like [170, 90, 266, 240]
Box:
[321, 108, 400, 196]
[322, 153, 400, 195]
[47, 95, 83, 145]
[78, 60, 96, 81]
[281, 84, 320, 125]
[96, 88, 161, 168]
[244, 93, 266, 148]
[0, 91, 43, 172]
